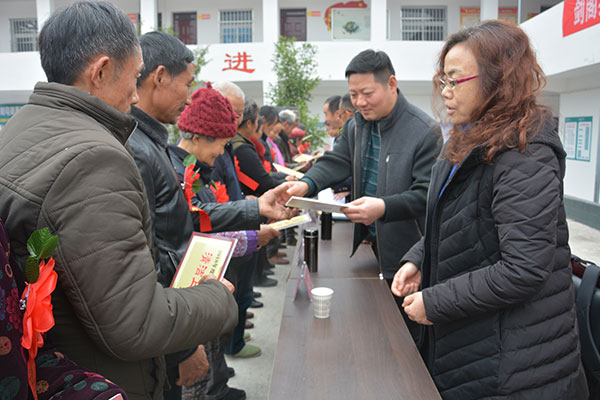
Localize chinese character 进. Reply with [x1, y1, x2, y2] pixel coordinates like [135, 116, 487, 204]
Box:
[222, 52, 255, 73]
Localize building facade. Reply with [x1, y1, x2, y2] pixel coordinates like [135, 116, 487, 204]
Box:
[1, 0, 600, 226]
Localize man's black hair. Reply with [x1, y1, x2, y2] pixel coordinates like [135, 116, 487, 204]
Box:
[259, 105, 278, 124]
[344, 49, 395, 85]
[325, 95, 341, 114]
[341, 93, 356, 112]
[138, 31, 194, 85]
[39, 1, 139, 85]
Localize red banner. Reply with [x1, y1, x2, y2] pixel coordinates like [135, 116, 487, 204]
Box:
[563, 0, 600, 37]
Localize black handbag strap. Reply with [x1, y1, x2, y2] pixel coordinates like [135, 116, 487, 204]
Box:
[576, 262, 600, 379]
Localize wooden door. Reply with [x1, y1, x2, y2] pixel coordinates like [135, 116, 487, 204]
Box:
[280, 9, 306, 41]
[173, 12, 197, 44]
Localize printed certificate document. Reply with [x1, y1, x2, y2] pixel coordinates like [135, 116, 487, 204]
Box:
[268, 213, 312, 231]
[170, 233, 237, 288]
[285, 196, 349, 213]
[273, 163, 304, 179]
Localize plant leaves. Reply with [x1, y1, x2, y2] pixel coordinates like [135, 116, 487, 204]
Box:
[183, 154, 197, 167]
[191, 180, 203, 194]
[39, 234, 59, 260]
[25, 256, 40, 283]
[27, 228, 53, 258]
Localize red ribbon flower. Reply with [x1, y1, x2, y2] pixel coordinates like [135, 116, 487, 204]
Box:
[209, 181, 230, 204]
[183, 164, 212, 232]
[21, 257, 58, 400]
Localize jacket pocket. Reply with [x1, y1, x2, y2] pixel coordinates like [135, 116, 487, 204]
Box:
[383, 151, 412, 195]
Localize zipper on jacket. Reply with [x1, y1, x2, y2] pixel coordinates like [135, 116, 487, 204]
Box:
[353, 122, 359, 199]
[374, 122, 384, 279]
[414, 219, 423, 237]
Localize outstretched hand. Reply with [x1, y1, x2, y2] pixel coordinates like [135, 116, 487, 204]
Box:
[285, 181, 310, 197]
[258, 183, 298, 221]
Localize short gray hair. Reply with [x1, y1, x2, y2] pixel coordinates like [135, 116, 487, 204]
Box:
[39, 1, 139, 85]
[180, 131, 216, 142]
[278, 109, 296, 124]
[213, 81, 245, 102]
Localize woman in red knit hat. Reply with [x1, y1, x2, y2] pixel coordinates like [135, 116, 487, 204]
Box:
[175, 82, 239, 166]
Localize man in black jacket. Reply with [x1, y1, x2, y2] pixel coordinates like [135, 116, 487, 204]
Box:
[128, 31, 293, 400]
[288, 50, 440, 341]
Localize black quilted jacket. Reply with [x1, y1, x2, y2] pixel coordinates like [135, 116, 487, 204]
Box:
[402, 117, 588, 399]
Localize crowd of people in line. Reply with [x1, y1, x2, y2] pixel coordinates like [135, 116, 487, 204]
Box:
[0, 1, 593, 399]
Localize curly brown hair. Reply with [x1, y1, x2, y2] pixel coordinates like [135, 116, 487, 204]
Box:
[433, 20, 550, 164]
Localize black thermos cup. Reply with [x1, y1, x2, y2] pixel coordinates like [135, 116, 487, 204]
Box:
[304, 229, 318, 273]
[321, 212, 332, 240]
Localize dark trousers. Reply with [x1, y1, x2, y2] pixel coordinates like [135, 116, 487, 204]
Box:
[226, 253, 257, 355]
[164, 367, 182, 400]
[254, 243, 276, 281]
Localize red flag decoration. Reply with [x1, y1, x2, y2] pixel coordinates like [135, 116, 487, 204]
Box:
[563, 0, 600, 37]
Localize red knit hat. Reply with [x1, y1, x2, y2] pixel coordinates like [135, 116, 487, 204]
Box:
[177, 82, 238, 138]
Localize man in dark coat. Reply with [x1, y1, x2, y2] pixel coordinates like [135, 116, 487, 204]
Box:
[128, 32, 291, 400]
[287, 50, 440, 340]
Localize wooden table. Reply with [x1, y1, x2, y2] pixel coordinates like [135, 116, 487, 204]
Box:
[269, 222, 440, 400]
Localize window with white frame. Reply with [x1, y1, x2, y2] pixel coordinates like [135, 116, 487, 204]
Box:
[400, 7, 446, 41]
[10, 18, 38, 52]
[220, 10, 253, 43]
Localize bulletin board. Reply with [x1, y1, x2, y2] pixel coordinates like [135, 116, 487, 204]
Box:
[563, 116, 593, 162]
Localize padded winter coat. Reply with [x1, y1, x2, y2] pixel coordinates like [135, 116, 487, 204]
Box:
[0, 83, 238, 399]
[402, 117, 588, 399]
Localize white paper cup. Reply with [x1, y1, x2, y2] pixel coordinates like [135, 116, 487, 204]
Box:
[311, 287, 334, 318]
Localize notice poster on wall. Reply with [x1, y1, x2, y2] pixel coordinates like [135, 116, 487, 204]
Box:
[563, 119, 577, 159]
[499, 8, 518, 24]
[460, 7, 518, 28]
[460, 7, 480, 29]
[563, 116, 593, 162]
[332, 8, 370, 40]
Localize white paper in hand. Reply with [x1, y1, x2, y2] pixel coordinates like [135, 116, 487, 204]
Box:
[285, 196, 348, 213]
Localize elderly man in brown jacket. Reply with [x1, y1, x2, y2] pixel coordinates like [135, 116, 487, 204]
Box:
[0, 2, 237, 399]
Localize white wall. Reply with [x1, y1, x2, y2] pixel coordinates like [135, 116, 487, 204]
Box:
[150, 0, 263, 44]
[559, 89, 600, 202]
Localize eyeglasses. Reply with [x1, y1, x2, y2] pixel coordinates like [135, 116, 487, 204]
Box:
[438, 75, 478, 91]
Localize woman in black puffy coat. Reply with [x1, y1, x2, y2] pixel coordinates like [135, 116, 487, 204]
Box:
[392, 20, 588, 399]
